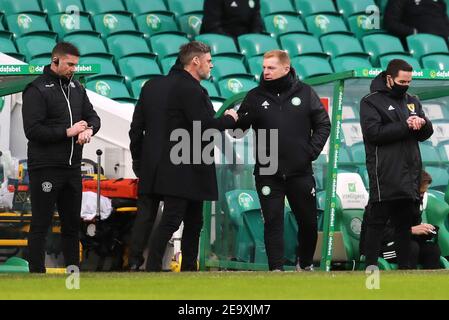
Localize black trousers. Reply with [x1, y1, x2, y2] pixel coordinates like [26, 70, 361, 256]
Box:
[382, 239, 441, 269]
[255, 174, 317, 271]
[28, 168, 82, 273]
[364, 199, 416, 269]
[129, 194, 161, 267]
[146, 196, 203, 272]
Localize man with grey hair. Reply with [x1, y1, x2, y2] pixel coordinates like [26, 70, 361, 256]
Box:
[146, 41, 238, 271]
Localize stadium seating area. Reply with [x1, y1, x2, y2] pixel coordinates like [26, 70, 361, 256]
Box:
[2, 0, 442, 194]
[1, 0, 449, 105]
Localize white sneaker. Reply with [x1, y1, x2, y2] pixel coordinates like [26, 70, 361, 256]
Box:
[296, 264, 314, 272]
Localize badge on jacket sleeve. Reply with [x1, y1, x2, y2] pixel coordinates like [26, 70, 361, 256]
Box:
[261, 186, 271, 196]
[407, 103, 416, 115]
[249, 0, 255, 8]
[291, 97, 301, 106]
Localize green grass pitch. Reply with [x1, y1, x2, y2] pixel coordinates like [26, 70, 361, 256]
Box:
[1, 270, 449, 300]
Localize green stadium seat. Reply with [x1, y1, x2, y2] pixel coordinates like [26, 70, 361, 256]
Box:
[237, 34, 279, 58]
[117, 54, 161, 83]
[135, 12, 179, 37]
[167, 0, 204, 16]
[425, 192, 449, 258]
[279, 33, 327, 57]
[79, 53, 117, 76]
[41, 0, 84, 15]
[342, 104, 360, 120]
[85, 75, 132, 99]
[422, 54, 449, 71]
[422, 102, 449, 121]
[0, 31, 25, 59]
[379, 54, 422, 70]
[16, 32, 57, 61]
[420, 142, 441, 163]
[211, 56, 249, 81]
[195, 33, 242, 58]
[291, 56, 333, 79]
[160, 55, 177, 74]
[331, 56, 372, 72]
[260, 0, 295, 16]
[336, 0, 376, 16]
[6, 13, 53, 38]
[123, 0, 167, 15]
[407, 34, 449, 60]
[177, 12, 203, 39]
[83, 0, 126, 15]
[362, 34, 406, 65]
[341, 120, 363, 147]
[321, 34, 369, 58]
[63, 31, 107, 55]
[1, 0, 41, 15]
[93, 12, 137, 38]
[29, 54, 52, 65]
[49, 12, 94, 39]
[425, 166, 449, 192]
[438, 141, 449, 162]
[130, 76, 162, 99]
[217, 76, 258, 98]
[349, 142, 366, 164]
[305, 13, 350, 37]
[247, 55, 263, 80]
[224, 189, 268, 264]
[294, 0, 337, 16]
[347, 14, 385, 39]
[377, 0, 389, 12]
[107, 31, 152, 59]
[263, 13, 307, 36]
[150, 33, 190, 59]
[201, 80, 220, 98]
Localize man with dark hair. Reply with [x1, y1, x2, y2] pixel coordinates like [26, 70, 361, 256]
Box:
[200, 0, 263, 39]
[146, 41, 238, 271]
[360, 59, 433, 269]
[384, 0, 449, 43]
[128, 59, 184, 271]
[22, 42, 101, 273]
[233, 50, 331, 271]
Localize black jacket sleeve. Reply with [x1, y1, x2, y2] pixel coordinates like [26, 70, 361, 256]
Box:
[250, 0, 263, 33]
[22, 86, 68, 143]
[384, 0, 416, 38]
[233, 92, 256, 137]
[360, 98, 413, 145]
[201, 0, 227, 35]
[414, 101, 434, 142]
[309, 89, 331, 160]
[81, 86, 100, 135]
[129, 91, 145, 162]
[177, 85, 236, 131]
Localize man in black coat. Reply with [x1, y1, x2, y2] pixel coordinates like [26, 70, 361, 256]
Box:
[127, 62, 183, 271]
[146, 41, 238, 271]
[360, 59, 433, 269]
[384, 0, 449, 42]
[234, 50, 331, 271]
[200, 0, 263, 39]
[22, 42, 101, 273]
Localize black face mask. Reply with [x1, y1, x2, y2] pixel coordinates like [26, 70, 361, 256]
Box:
[390, 81, 409, 98]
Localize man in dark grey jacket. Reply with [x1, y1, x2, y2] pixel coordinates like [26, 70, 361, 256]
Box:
[22, 42, 101, 273]
[360, 59, 433, 269]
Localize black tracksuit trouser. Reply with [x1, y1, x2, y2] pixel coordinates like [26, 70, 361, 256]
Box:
[146, 196, 203, 272]
[129, 194, 161, 267]
[364, 199, 416, 269]
[255, 174, 317, 271]
[28, 168, 82, 273]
